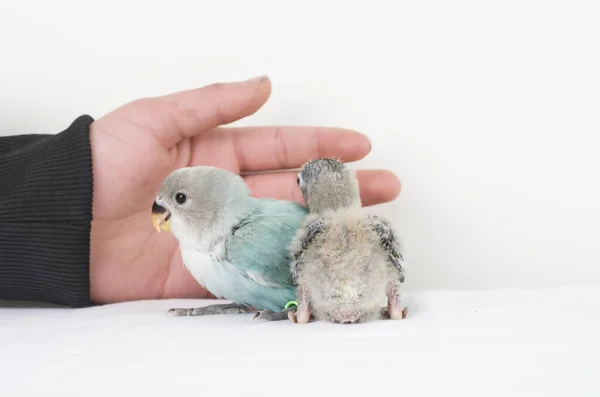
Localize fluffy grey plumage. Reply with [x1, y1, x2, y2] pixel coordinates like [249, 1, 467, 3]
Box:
[288, 158, 407, 324]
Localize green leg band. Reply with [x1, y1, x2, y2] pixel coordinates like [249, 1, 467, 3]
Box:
[285, 300, 299, 309]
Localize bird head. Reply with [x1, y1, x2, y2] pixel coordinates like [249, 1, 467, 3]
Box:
[297, 158, 361, 213]
[151, 166, 251, 244]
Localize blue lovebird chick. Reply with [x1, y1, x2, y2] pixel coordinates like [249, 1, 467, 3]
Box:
[150, 166, 307, 321]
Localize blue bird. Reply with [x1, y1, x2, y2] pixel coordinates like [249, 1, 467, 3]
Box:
[150, 165, 307, 321]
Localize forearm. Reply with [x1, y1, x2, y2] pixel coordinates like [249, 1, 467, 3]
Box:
[0, 115, 94, 307]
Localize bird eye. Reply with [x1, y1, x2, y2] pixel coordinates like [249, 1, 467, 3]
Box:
[175, 192, 187, 205]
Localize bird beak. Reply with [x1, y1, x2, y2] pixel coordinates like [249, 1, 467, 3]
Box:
[151, 201, 171, 233]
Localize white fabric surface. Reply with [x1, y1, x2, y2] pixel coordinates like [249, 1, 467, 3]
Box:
[1, 287, 598, 397]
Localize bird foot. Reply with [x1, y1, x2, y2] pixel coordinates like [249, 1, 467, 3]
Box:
[380, 305, 408, 320]
[166, 303, 252, 317]
[251, 307, 297, 322]
[288, 309, 311, 324]
[289, 287, 311, 323]
[383, 281, 407, 320]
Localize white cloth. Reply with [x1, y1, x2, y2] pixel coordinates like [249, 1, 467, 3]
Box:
[2, 287, 598, 397]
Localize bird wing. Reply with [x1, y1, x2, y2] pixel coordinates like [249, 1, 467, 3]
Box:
[225, 199, 308, 290]
[289, 216, 327, 282]
[367, 214, 405, 283]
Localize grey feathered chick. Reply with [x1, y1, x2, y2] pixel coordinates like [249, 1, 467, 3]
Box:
[288, 158, 407, 324]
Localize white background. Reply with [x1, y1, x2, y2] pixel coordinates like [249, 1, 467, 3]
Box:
[1, 0, 599, 292]
[2, 2, 600, 396]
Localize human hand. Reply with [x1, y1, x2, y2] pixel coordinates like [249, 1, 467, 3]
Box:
[88, 76, 401, 304]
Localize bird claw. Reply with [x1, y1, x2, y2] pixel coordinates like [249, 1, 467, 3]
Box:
[288, 310, 311, 324]
[166, 303, 253, 317]
[380, 305, 409, 320]
[390, 306, 408, 320]
[250, 311, 266, 321]
[250, 308, 295, 322]
[167, 308, 196, 317]
[288, 311, 297, 323]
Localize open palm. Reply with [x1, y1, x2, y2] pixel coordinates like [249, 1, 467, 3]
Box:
[88, 76, 401, 304]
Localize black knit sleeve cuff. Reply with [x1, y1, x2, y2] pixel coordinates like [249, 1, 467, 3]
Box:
[0, 115, 94, 307]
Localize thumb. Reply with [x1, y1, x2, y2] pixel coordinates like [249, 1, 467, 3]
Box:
[124, 75, 272, 148]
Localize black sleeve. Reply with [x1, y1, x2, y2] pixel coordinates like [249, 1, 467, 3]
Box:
[0, 115, 94, 308]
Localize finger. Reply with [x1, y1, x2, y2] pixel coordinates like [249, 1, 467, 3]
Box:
[186, 126, 372, 173]
[121, 75, 272, 148]
[243, 169, 401, 207]
[212, 126, 372, 172]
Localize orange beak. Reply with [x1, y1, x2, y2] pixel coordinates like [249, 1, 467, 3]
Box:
[151, 201, 171, 233]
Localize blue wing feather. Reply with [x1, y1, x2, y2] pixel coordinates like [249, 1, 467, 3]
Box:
[224, 198, 308, 311]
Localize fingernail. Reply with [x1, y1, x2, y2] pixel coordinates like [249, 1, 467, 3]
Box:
[244, 75, 268, 83]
